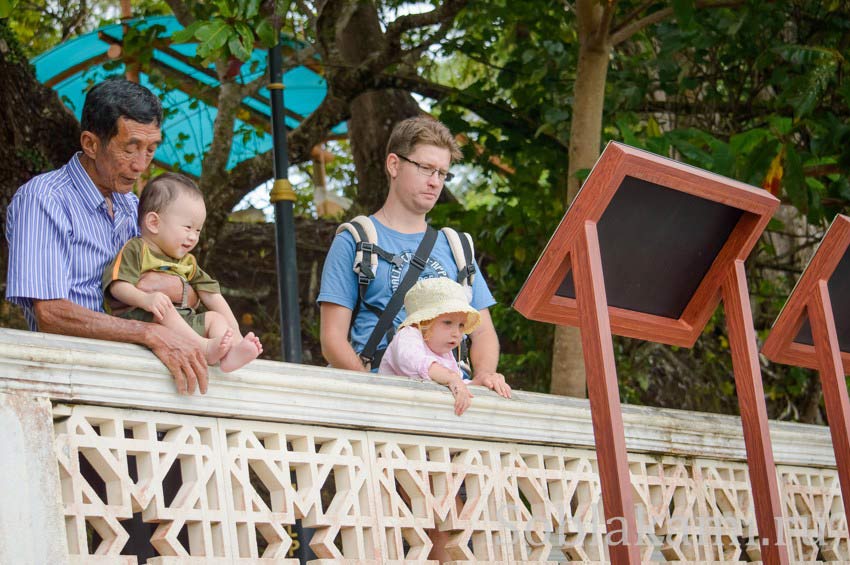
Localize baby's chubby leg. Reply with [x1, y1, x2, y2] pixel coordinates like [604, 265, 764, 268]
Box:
[159, 306, 231, 365]
[203, 311, 235, 365]
[201, 311, 261, 372]
[219, 331, 263, 373]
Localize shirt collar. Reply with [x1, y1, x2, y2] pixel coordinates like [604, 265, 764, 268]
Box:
[67, 152, 137, 216]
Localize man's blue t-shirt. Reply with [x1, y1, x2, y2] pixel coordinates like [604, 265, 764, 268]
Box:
[317, 216, 495, 355]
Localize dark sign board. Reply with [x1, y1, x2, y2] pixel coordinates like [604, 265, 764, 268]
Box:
[515, 142, 777, 348]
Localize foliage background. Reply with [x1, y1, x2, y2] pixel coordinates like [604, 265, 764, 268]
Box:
[1, 0, 849, 424]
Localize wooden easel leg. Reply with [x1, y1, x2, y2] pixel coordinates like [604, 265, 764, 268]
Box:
[808, 280, 850, 523]
[722, 260, 789, 565]
[572, 221, 641, 564]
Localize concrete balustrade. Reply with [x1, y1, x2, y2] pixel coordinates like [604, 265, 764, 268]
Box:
[0, 328, 846, 563]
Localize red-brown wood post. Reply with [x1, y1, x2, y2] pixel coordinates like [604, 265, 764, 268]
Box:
[722, 260, 789, 565]
[808, 280, 850, 522]
[572, 220, 641, 563]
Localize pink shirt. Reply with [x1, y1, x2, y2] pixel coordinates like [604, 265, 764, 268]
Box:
[379, 326, 461, 380]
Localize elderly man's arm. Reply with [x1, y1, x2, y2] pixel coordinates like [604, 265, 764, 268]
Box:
[136, 271, 200, 308]
[468, 308, 512, 398]
[33, 299, 208, 395]
[320, 302, 368, 372]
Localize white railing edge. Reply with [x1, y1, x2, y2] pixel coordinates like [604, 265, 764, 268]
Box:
[0, 327, 836, 468]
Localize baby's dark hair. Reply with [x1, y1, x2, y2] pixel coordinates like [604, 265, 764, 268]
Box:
[138, 172, 203, 227]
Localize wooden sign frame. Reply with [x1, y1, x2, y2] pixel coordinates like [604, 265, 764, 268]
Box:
[514, 142, 788, 564]
[762, 214, 850, 525]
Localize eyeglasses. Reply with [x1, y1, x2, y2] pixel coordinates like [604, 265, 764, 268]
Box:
[397, 154, 454, 182]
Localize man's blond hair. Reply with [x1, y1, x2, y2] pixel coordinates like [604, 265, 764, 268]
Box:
[386, 116, 462, 162]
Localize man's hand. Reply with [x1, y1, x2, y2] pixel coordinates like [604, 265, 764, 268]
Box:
[472, 371, 512, 399]
[34, 299, 210, 395]
[142, 291, 175, 321]
[145, 324, 208, 395]
[137, 271, 199, 308]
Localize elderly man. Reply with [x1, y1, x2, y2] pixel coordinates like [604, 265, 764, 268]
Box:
[6, 78, 208, 394]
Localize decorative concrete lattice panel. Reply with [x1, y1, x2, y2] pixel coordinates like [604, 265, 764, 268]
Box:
[55, 405, 849, 563]
[220, 420, 379, 561]
[55, 408, 230, 562]
[778, 465, 848, 562]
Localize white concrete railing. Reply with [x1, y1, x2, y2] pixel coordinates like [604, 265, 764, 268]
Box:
[0, 327, 846, 563]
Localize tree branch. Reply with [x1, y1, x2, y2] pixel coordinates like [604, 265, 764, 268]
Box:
[384, 0, 468, 55]
[595, 0, 618, 46]
[221, 152, 274, 210]
[401, 19, 454, 66]
[376, 72, 567, 152]
[286, 94, 351, 164]
[610, 0, 744, 46]
[294, 0, 317, 29]
[615, 0, 655, 32]
[610, 5, 672, 45]
[240, 72, 268, 99]
[805, 163, 842, 177]
[163, 0, 194, 27]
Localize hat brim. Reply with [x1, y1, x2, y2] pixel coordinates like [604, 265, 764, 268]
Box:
[399, 300, 481, 334]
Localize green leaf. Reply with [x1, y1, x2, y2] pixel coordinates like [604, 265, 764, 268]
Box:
[672, 0, 695, 27]
[835, 177, 850, 201]
[708, 139, 734, 176]
[216, 0, 234, 18]
[807, 185, 824, 224]
[228, 32, 251, 61]
[616, 118, 639, 147]
[256, 17, 278, 48]
[196, 20, 232, 52]
[768, 116, 793, 136]
[0, 0, 18, 18]
[766, 217, 786, 231]
[783, 144, 807, 211]
[244, 0, 261, 19]
[646, 116, 662, 138]
[730, 128, 770, 155]
[171, 20, 205, 44]
[235, 22, 255, 52]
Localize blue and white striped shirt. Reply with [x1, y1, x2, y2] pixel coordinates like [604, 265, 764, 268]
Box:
[6, 153, 140, 330]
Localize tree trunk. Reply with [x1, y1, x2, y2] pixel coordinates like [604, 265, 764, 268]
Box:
[197, 78, 244, 260]
[549, 0, 612, 397]
[0, 20, 80, 318]
[337, 1, 421, 214]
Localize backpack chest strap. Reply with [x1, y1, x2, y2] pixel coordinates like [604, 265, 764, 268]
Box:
[359, 225, 438, 366]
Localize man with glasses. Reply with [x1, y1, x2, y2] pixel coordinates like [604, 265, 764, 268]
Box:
[318, 116, 511, 399]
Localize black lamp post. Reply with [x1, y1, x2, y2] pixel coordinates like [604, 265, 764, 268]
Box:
[268, 44, 302, 363]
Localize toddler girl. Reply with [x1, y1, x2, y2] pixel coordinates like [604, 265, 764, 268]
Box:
[379, 277, 480, 415]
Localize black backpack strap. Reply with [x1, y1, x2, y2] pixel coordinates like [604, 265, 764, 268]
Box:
[440, 227, 476, 286]
[456, 232, 475, 285]
[341, 217, 406, 324]
[348, 220, 373, 279]
[360, 226, 438, 367]
[346, 221, 373, 328]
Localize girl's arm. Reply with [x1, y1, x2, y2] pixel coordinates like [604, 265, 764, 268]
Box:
[108, 280, 174, 321]
[384, 327, 473, 415]
[198, 291, 240, 331]
[427, 362, 474, 416]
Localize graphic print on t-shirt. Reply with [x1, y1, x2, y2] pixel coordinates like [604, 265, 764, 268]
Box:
[389, 251, 449, 293]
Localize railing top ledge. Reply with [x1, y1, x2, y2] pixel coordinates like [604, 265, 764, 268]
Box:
[0, 328, 835, 467]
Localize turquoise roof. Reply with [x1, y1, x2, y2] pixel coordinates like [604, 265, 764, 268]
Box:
[32, 15, 346, 178]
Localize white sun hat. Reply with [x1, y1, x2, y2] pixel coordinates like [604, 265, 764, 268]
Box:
[398, 277, 481, 334]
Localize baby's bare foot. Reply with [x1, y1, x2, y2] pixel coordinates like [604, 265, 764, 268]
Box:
[219, 332, 263, 373]
[205, 328, 233, 365]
